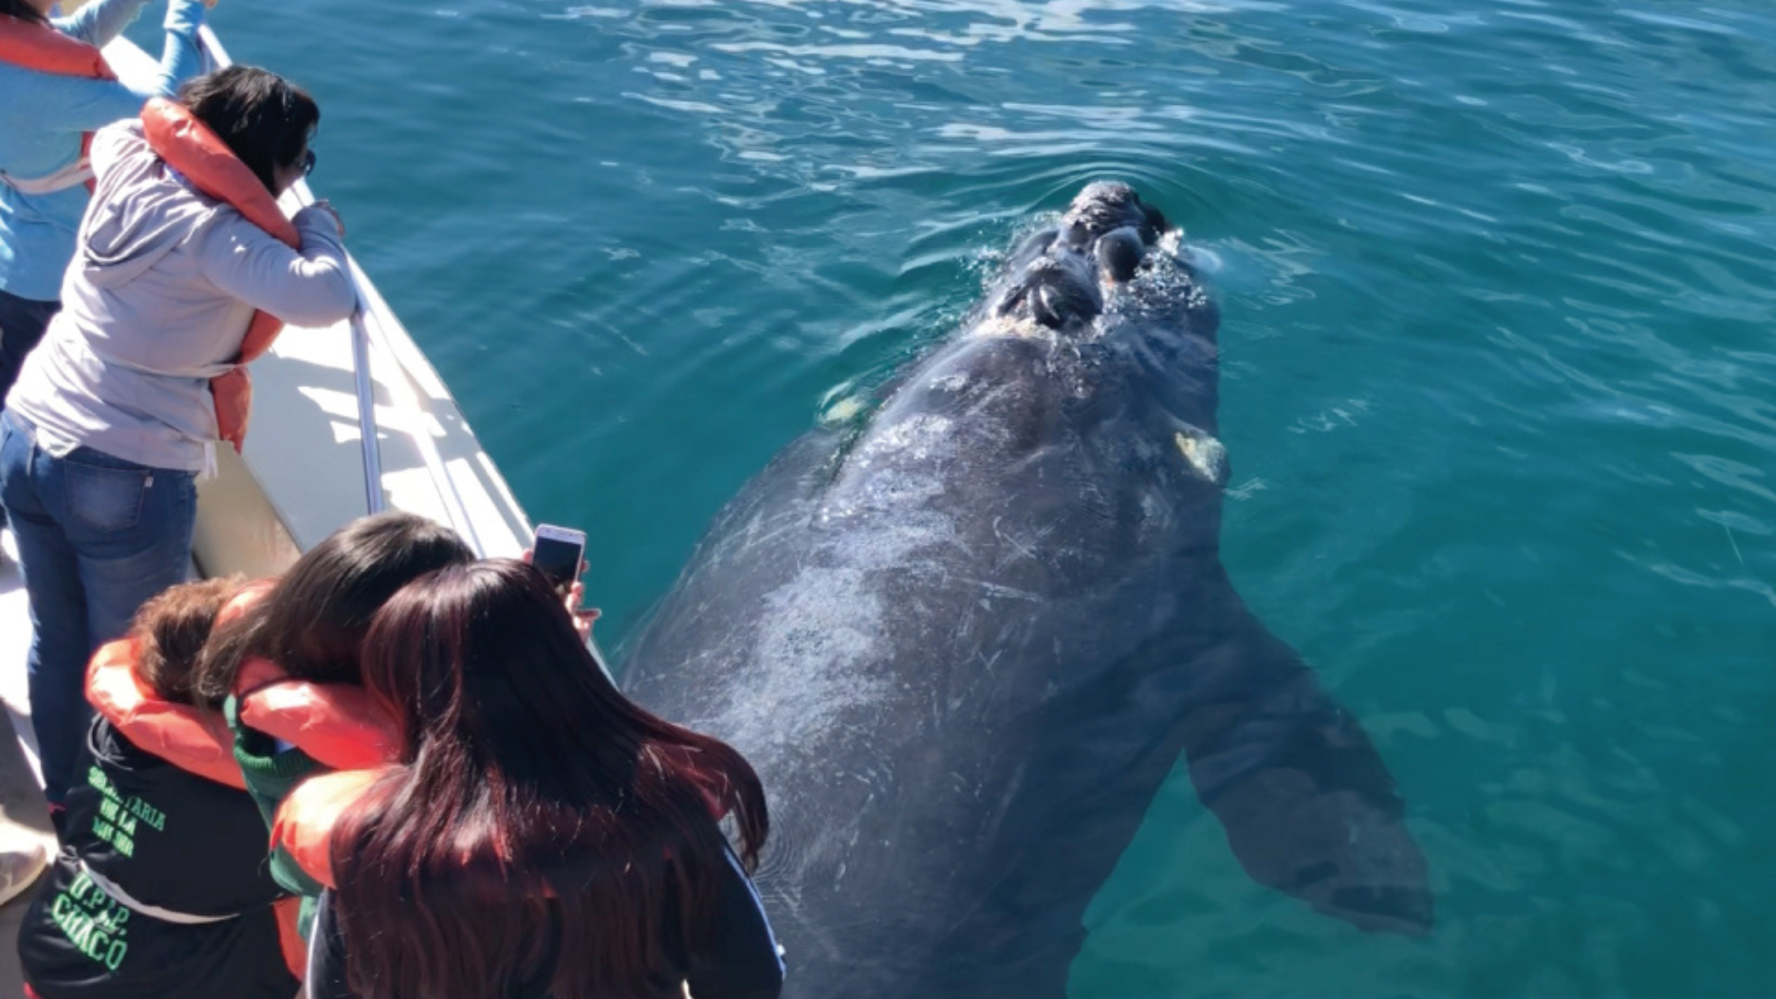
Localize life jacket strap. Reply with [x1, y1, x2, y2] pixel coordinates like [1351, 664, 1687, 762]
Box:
[78, 859, 239, 926]
[0, 158, 94, 196]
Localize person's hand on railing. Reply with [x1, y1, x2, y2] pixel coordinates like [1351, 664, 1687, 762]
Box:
[308, 198, 345, 238]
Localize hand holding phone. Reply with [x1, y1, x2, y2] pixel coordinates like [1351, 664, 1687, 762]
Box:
[529, 524, 586, 595]
[528, 524, 601, 640]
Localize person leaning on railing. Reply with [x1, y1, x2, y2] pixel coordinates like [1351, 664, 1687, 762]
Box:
[0, 64, 355, 821]
[0, 0, 218, 529]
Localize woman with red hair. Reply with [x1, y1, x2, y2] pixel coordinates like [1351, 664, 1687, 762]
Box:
[279, 560, 785, 999]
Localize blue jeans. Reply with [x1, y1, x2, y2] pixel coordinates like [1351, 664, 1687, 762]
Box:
[0, 409, 196, 805]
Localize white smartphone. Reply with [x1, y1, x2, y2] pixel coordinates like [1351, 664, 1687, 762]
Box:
[530, 523, 586, 595]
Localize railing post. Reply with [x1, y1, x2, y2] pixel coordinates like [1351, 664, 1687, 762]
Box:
[351, 310, 387, 516]
[199, 24, 386, 519]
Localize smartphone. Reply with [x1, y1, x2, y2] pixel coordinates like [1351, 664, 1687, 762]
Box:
[531, 524, 586, 595]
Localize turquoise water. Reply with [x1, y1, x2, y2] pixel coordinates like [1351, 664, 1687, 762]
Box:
[204, 0, 1774, 994]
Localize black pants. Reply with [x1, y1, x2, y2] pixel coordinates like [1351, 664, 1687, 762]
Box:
[0, 289, 58, 532]
[0, 288, 56, 401]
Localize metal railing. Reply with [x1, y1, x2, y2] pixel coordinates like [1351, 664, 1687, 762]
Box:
[348, 310, 386, 517]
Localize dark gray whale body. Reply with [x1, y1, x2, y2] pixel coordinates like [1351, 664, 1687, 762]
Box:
[621, 183, 1431, 998]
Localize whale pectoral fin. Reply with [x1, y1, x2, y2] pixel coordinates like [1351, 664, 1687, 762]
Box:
[1177, 607, 1433, 935]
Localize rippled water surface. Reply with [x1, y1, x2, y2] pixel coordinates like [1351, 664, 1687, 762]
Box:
[198, 0, 1775, 994]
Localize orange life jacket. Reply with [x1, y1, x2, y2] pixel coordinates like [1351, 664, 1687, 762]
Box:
[233, 657, 405, 771]
[86, 638, 246, 790]
[272, 767, 385, 890]
[0, 14, 117, 194]
[139, 97, 301, 454]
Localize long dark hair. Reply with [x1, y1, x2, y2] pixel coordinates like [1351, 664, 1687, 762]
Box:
[0, 2, 48, 25]
[193, 512, 473, 709]
[330, 561, 769, 999]
[176, 65, 318, 193]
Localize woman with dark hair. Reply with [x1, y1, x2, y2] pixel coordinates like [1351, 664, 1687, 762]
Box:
[0, 0, 214, 428]
[194, 511, 475, 940]
[0, 64, 355, 815]
[17, 575, 301, 999]
[275, 561, 785, 999]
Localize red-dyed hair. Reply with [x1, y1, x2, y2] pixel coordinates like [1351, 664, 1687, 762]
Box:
[329, 560, 768, 999]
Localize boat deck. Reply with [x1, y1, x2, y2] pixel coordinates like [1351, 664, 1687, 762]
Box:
[0, 531, 58, 991]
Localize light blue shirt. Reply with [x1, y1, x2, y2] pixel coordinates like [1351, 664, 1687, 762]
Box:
[0, 0, 208, 302]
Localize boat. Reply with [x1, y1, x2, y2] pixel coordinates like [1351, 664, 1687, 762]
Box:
[0, 21, 539, 987]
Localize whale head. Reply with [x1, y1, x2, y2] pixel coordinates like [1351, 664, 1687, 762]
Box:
[946, 182, 1219, 439]
[986, 182, 1181, 335]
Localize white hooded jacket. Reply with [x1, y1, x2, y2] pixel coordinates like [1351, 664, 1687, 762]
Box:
[5, 119, 354, 473]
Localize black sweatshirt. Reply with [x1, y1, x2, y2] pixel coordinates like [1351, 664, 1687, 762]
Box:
[307, 845, 785, 999]
[17, 716, 297, 999]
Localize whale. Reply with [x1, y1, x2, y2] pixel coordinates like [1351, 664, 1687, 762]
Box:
[620, 182, 1431, 998]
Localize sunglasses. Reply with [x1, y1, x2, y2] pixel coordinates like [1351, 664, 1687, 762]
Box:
[302, 148, 317, 177]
